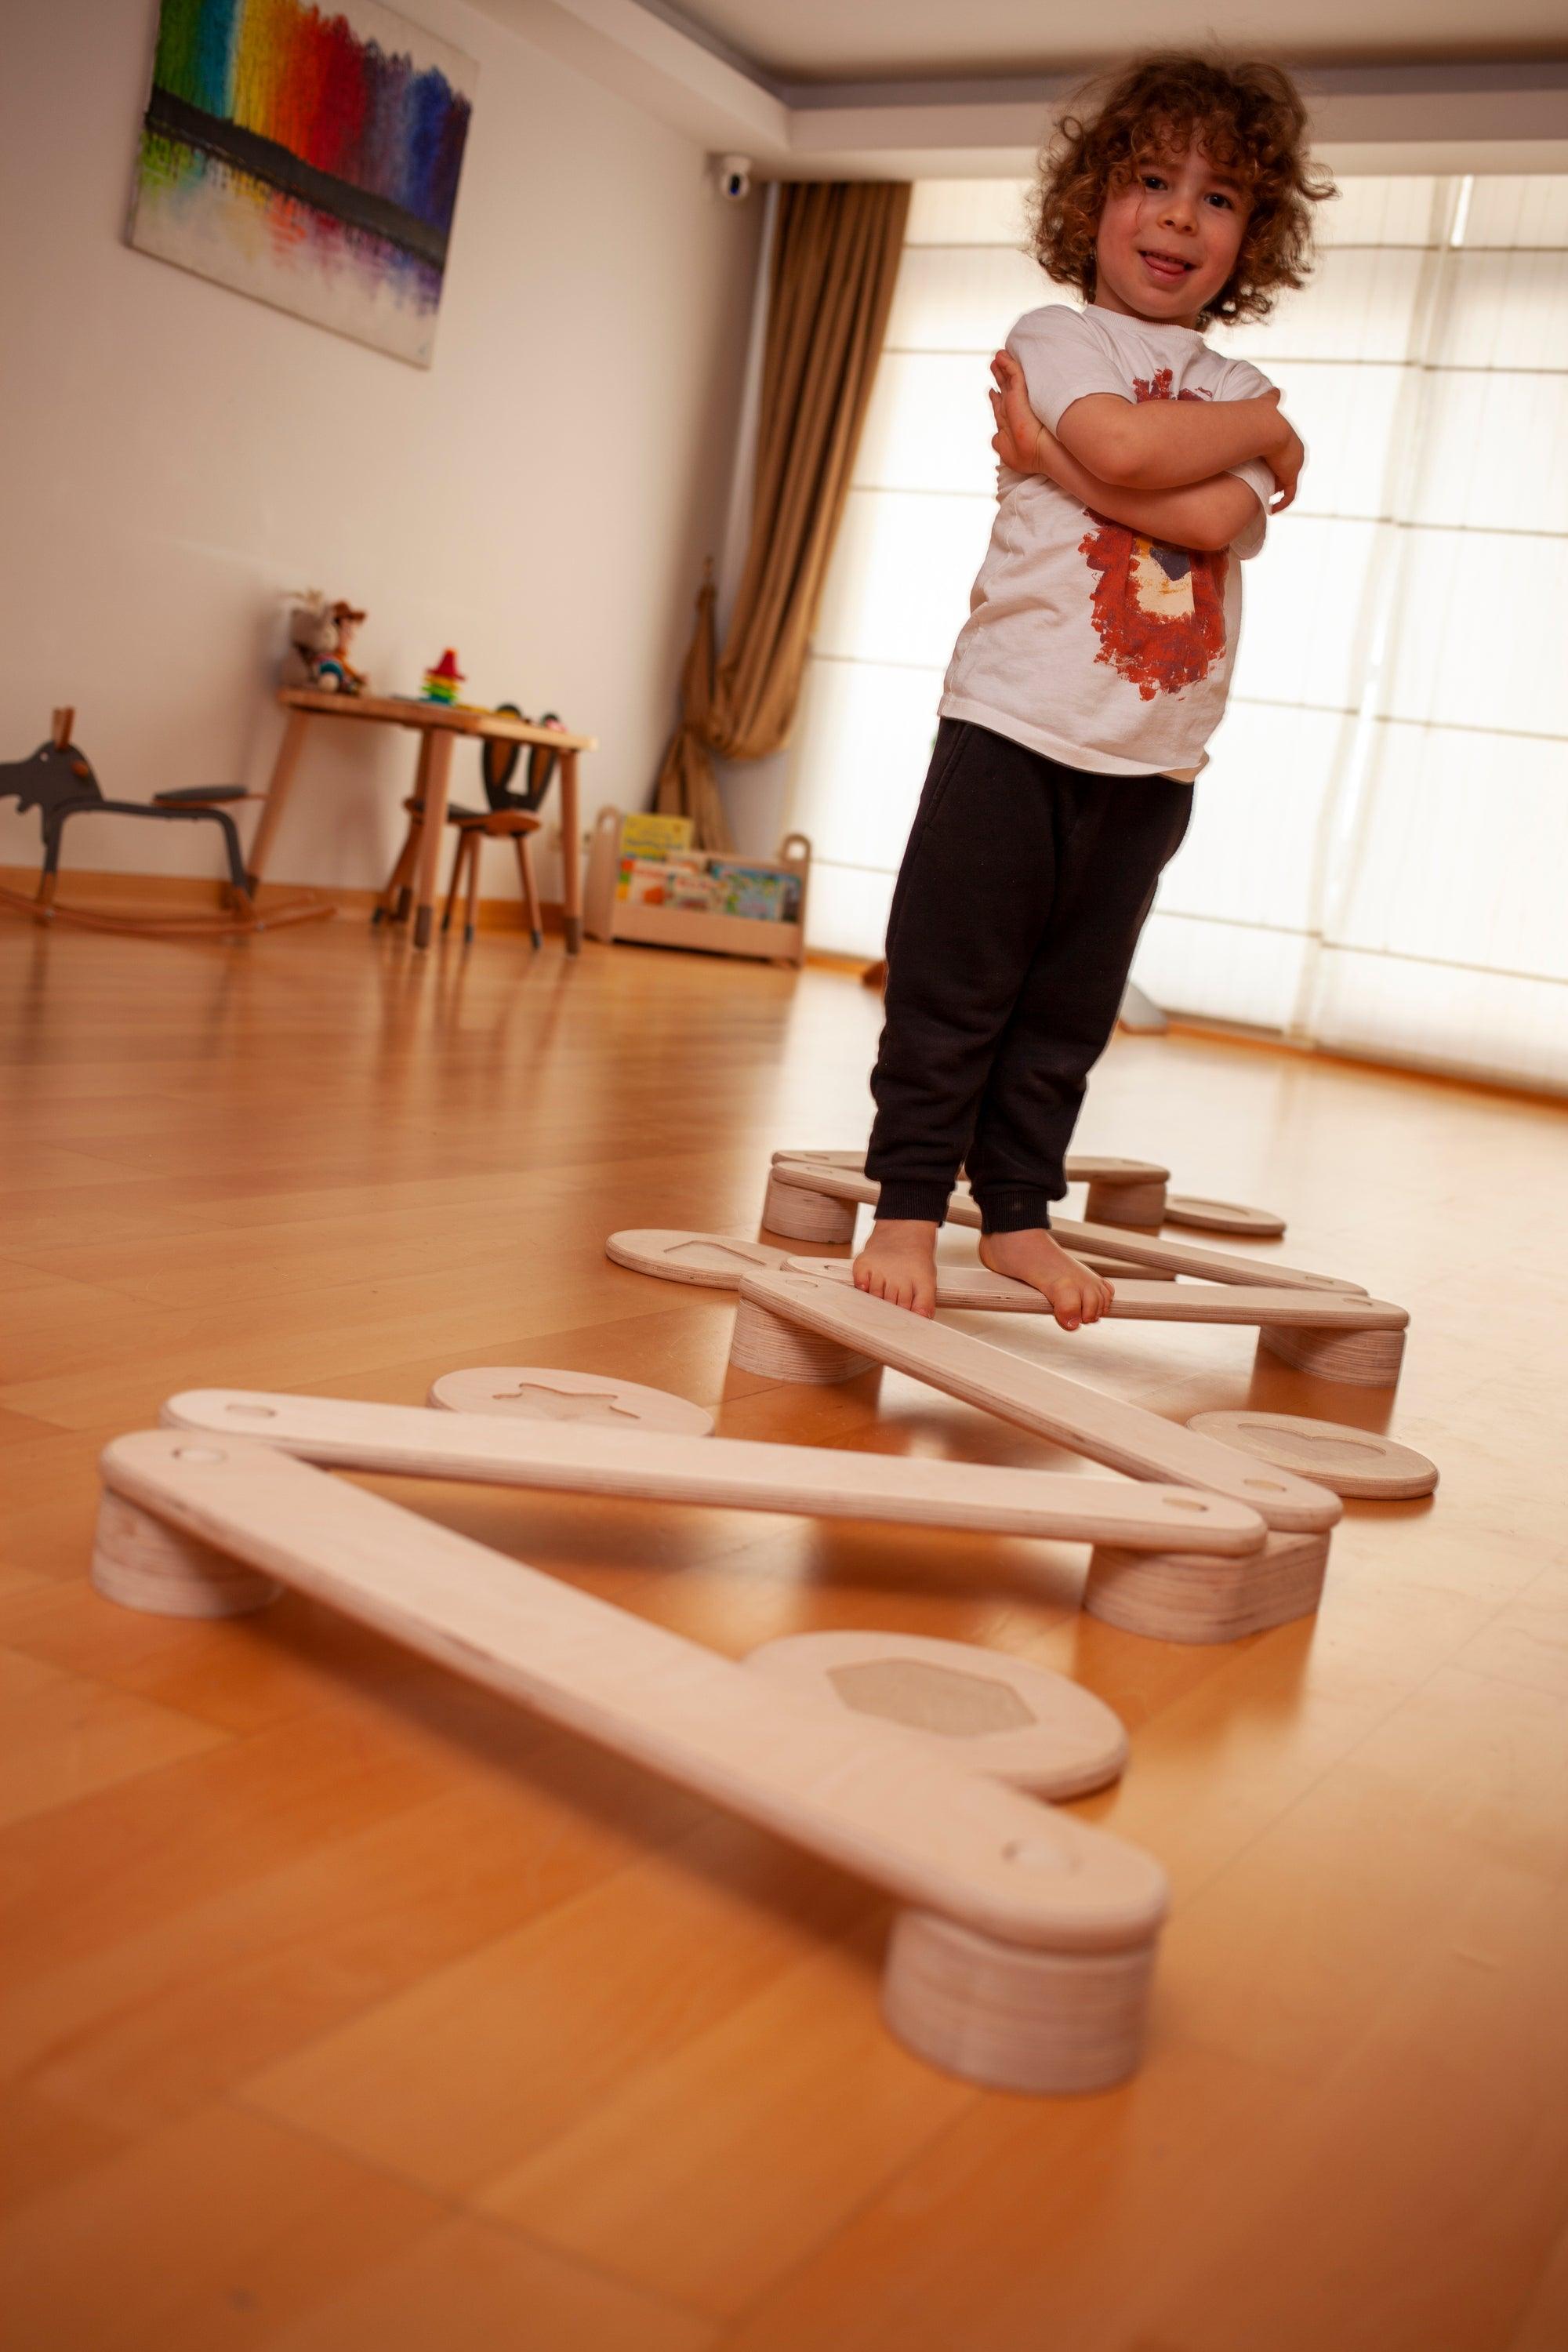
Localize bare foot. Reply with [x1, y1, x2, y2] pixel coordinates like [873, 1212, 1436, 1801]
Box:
[854, 1218, 938, 1317]
[978, 1228, 1114, 1332]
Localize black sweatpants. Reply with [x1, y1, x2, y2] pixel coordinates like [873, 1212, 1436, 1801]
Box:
[866, 719, 1192, 1232]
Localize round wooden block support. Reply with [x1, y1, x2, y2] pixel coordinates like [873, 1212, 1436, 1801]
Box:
[91, 1486, 282, 1618]
[1257, 1323, 1407, 1389]
[1082, 1530, 1330, 1646]
[883, 1910, 1156, 2094]
[728, 1296, 877, 1385]
[761, 1171, 857, 1243]
[1083, 1176, 1167, 1230]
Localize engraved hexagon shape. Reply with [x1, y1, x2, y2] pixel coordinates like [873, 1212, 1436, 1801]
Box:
[827, 1657, 1036, 1740]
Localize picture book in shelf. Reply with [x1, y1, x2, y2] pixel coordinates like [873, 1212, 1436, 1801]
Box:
[584, 808, 811, 965]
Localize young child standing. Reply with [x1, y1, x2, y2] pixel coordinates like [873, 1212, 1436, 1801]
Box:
[854, 54, 1332, 1323]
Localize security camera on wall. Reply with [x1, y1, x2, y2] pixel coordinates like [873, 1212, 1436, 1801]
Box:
[713, 154, 753, 202]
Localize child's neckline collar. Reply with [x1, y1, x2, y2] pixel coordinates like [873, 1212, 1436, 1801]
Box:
[1087, 301, 1207, 341]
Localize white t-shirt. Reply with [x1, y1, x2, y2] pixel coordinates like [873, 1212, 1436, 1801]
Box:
[939, 303, 1277, 781]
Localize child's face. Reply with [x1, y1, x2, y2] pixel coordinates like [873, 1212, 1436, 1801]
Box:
[1092, 140, 1250, 328]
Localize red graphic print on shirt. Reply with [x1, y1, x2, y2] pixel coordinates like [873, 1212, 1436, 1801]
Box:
[1078, 368, 1229, 701]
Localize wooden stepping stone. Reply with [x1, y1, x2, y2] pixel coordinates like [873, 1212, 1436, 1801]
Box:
[607, 1229, 792, 1288]
[1185, 1411, 1438, 1500]
[766, 1160, 1365, 1297]
[429, 1366, 714, 1436]
[1253, 1323, 1406, 1388]
[1076, 1527, 1333, 1645]
[1069, 1157, 1170, 1231]
[161, 1390, 1269, 1556]
[1165, 1195, 1287, 1239]
[783, 1257, 1406, 1334]
[731, 1269, 1339, 1644]
[743, 1630, 1128, 1796]
[93, 1430, 1171, 2095]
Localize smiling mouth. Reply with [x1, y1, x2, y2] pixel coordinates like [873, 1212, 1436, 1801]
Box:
[1139, 249, 1195, 281]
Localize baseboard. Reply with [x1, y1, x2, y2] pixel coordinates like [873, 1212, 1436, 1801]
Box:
[0, 866, 565, 935]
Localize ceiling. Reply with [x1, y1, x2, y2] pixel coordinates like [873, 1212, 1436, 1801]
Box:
[488, 2, 1568, 179]
[652, 0, 1568, 89]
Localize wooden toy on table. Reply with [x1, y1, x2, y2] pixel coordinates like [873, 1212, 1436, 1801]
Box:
[0, 710, 328, 938]
[159, 1390, 1272, 1560]
[427, 1365, 715, 1435]
[421, 648, 465, 705]
[93, 1429, 1169, 2092]
[1185, 1412, 1439, 1500]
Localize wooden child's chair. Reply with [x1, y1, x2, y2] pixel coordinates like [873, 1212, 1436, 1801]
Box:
[375, 708, 563, 948]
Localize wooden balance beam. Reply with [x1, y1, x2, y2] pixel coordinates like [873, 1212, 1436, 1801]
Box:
[729, 1268, 1341, 1643]
[764, 1158, 1351, 1290]
[761, 1160, 1399, 1385]
[93, 1428, 1170, 2094]
[771, 1148, 1175, 1232]
[786, 1254, 1407, 1364]
[159, 1390, 1269, 1558]
[784, 1256, 1405, 1330]
[774, 1151, 1290, 1241]
[606, 1224, 1154, 1287]
[605, 1223, 1406, 1393]
[601, 1231, 1341, 1639]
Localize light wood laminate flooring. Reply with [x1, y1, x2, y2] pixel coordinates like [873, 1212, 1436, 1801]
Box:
[2, 919, 1564, 2350]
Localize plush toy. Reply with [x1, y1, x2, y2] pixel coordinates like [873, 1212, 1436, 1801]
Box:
[316, 601, 368, 693]
[281, 592, 368, 694]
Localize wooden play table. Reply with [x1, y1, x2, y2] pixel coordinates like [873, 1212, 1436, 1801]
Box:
[249, 689, 598, 949]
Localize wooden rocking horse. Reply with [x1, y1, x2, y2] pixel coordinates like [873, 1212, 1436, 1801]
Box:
[0, 709, 328, 938]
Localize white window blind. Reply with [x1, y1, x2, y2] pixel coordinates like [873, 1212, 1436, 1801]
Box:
[785, 174, 1568, 1094]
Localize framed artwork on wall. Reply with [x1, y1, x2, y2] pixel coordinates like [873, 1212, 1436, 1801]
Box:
[128, 0, 476, 368]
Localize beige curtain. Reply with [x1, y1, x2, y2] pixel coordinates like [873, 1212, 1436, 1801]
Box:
[655, 179, 912, 848]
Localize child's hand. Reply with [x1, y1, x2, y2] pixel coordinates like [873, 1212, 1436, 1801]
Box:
[989, 350, 1056, 477]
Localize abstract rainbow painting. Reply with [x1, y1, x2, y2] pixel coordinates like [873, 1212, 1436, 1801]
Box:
[129, 0, 475, 367]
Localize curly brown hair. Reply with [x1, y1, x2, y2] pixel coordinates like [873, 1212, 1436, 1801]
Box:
[1029, 53, 1336, 327]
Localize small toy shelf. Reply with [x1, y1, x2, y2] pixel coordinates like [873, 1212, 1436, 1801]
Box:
[583, 808, 811, 967]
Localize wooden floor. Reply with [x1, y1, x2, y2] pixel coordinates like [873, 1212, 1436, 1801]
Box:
[2, 915, 1564, 2351]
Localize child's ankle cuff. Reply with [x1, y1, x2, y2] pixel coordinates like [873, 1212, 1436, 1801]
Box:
[873, 1182, 952, 1225]
[971, 1187, 1052, 1233]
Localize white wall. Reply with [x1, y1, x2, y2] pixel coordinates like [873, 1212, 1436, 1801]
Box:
[0, 0, 761, 898]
